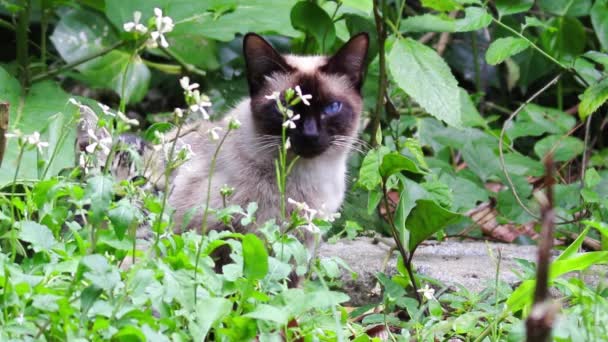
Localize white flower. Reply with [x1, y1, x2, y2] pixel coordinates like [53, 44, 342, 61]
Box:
[282, 110, 300, 129]
[284, 137, 291, 150]
[265, 91, 280, 101]
[318, 203, 341, 222]
[25, 132, 49, 153]
[179, 76, 199, 94]
[4, 129, 22, 140]
[16, 313, 24, 325]
[180, 143, 195, 160]
[417, 284, 435, 301]
[148, 8, 174, 48]
[123, 11, 148, 34]
[174, 108, 184, 118]
[288, 198, 318, 221]
[97, 102, 114, 117]
[189, 90, 212, 120]
[116, 111, 139, 126]
[85, 128, 112, 155]
[295, 85, 312, 106]
[228, 117, 241, 130]
[207, 126, 222, 141]
[68, 98, 91, 111]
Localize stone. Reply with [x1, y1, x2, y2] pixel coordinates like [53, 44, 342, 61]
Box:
[318, 237, 606, 306]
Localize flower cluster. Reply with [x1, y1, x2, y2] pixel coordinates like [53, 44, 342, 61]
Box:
[287, 198, 340, 234]
[179, 76, 212, 120]
[5, 130, 49, 153]
[122, 8, 175, 48]
[265, 85, 312, 150]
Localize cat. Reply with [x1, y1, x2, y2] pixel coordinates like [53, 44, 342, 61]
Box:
[162, 32, 369, 233]
[77, 32, 369, 269]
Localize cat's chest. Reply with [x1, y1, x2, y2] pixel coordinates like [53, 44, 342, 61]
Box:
[287, 155, 347, 213]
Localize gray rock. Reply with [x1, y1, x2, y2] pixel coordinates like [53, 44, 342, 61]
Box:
[318, 237, 607, 306]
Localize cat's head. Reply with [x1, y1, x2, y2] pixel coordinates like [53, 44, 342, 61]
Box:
[244, 33, 369, 159]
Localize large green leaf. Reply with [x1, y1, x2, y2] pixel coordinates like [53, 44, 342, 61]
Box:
[174, 0, 298, 42]
[379, 152, 425, 178]
[357, 146, 390, 190]
[0, 68, 76, 185]
[50, 9, 150, 103]
[485, 37, 530, 65]
[291, 2, 335, 51]
[194, 297, 232, 339]
[406, 200, 460, 251]
[85, 175, 114, 224]
[579, 77, 608, 119]
[507, 104, 576, 140]
[242, 233, 269, 281]
[388, 38, 462, 127]
[591, 0, 608, 51]
[495, 0, 534, 17]
[400, 7, 491, 33]
[538, 0, 592, 17]
[534, 135, 585, 162]
[18, 221, 57, 252]
[540, 17, 587, 63]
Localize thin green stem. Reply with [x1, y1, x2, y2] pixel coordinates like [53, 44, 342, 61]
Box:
[371, 0, 388, 147]
[491, 18, 567, 70]
[0, 18, 15, 30]
[16, 0, 31, 87]
[160, 46, 206, 77]
[153, 124, 184, 249]
[193, 128, 232, 304]
[41, 115, 77, 179]
[31, 41, 126, 83]
[40, 0, 49, 71]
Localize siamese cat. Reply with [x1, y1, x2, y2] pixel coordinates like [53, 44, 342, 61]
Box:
[78, 32, 369, 266]
[164, 32, 369, 233]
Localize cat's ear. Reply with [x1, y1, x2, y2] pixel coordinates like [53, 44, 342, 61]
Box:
[243, 33, 292, 96]
[322, 32, 369, 90]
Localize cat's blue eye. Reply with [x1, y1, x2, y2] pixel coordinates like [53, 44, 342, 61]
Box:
[323, 101, 342, 116]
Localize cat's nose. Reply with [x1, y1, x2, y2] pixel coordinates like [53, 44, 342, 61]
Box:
[302, 118, 319, 138]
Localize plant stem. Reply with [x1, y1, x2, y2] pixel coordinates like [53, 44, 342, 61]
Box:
[371, 0, 388, 147]
[381, 180, 422, 304]
[498, 74, 561, 220]
[31, 41, 126, 83]
[193, 128, 232, 304]
[40, 0, 49, 71]
[16, 0, 31, 87]
[0, 102, 9, 167]
[471, 32, 482, 92]
[160, 46, 206, 77]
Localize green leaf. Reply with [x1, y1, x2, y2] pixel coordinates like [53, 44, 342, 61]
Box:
[195, 297, 233, 338]
[85, 175, 114, 224]
[32, 294, 60, 312]
[579, 77, 608, 120]
[358, 146, 390, 190]
[400, 14, 456, 33]
[174, 0, 299, 42]
[406, 200, 460, 251]
[242, 233, 269, 281]
[379, 152, 424, 178]
[50, 9, 150, 103]
[421, 0, 461, 11]
[244, 304, 289, 324]
[534, 135, 585, 162]
[507, 104, 576, 140]
[459, 88, 486, 128]
[400, 7, 491, 33]
[538, 0, 592, 17]
[461, 141, 501, 182]
[495, 0, 534, 16]
[591, 0, 608, 51]
[340, 0, 373, 13]
[81, 254, 121, 291]
[18, 221, 57, 252]
[453, 7, 492, 32]
[540, 17, 587, 63]
[584, 168, 601, 189]
[0, 69, 76, 185]
[485, 37, 530, 65]
[291, 1, 335, 50]
[388, 38, 462, 127]
[108, 200, 138, 240]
